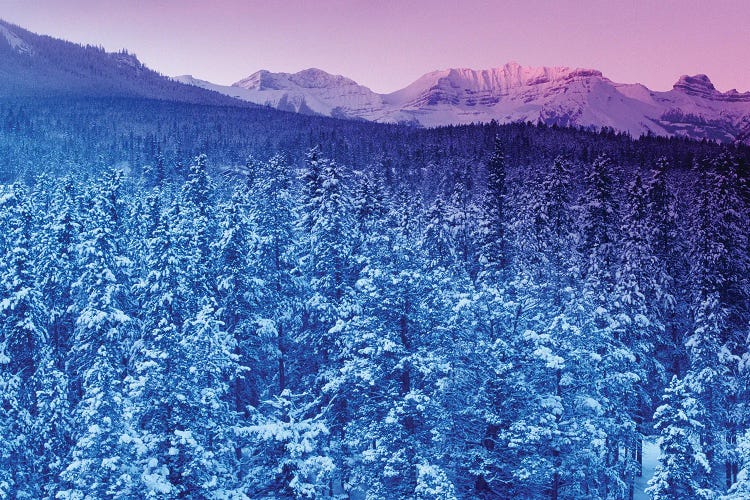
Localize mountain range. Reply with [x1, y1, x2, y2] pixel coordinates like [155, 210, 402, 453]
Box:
[1, 18, 748, 143]
[176, 64, 750, 143]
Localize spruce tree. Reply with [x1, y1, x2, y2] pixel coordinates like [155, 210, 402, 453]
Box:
[0, 184, 48, 495]
[647, 376, 713, 499]
[59, 171, 133, 498]
[478, 137, 508, 277]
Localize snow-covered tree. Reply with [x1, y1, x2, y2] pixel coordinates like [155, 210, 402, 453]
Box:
[238, 390, 334, 498]
[213, 189, 261, 412]
[57, 345, 133, 499]
[478, 137, 508, 277]
[647, 375, 714, 499]
[59, 171, 134, 498]
[724, 430, 750, 499]
[249, 155, 301, 398]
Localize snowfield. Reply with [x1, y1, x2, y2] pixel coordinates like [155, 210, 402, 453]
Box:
[634, 438, 660, 500]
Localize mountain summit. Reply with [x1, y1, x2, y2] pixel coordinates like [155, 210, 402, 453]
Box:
[181, 62, 750, 143]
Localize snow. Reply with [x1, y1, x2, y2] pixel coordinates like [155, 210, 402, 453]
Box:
[452, 297, 472, 312]
[634, 437, 660, 500]
[0, 24, 33, 55]
[175, 69, 392, 121]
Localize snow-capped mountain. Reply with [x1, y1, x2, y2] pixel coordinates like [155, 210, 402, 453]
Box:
[179, 62, 750, 143]
[175, 69, 415, 122]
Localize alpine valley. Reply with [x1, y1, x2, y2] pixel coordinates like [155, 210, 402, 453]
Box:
[2, 16, 750, 500]
[2, 17, 748, 144]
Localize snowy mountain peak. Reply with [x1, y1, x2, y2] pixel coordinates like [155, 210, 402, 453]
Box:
[233, 68, 364, 91]
[173, 75, 213, 87]
[673, 74, 750, 102]
[392, 63, 604, 100]
[291, 68, 362, 88]
[384, 62, 609, 112]
[673, 74, 716, 94]
[448, 63, 604, 86]
[478, 62, 604, 86]
[232, 70, 270, 90]
[180, 68, 386, 120]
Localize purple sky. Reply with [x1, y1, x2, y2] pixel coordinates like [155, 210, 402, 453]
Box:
[3, 0, 748, 93]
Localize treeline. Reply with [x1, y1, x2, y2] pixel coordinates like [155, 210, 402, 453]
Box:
[1, 144, 749, 498]
[1, 95, 744, 184]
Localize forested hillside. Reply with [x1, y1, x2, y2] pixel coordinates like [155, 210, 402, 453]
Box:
[0, 20, 248, 106]
[1, 117, 749, 497]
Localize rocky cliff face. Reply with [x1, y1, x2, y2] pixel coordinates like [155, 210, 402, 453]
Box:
[673, 74, 750, 102]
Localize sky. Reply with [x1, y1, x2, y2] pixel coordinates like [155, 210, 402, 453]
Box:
[1, 0, 748, 94]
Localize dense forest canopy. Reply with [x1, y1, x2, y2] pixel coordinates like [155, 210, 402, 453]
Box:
[1, 95, 749, 498]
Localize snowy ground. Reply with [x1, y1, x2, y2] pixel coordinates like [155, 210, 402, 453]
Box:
[634, 438, 660, 500]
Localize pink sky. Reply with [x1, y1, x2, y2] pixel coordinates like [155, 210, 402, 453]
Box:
[3, 0, 748, 93]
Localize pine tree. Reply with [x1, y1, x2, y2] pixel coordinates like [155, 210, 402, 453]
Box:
[126, 197, 189, 496]
[164, 301, 243, 497]
[483, 156, 576, 498]
[250, 155, 301, 397]
[579, 154, 620, 291]
[644, 158, 684, 375]
[478, 137, 508, 277]
[336, 188, 463, 499]
[32, 347, 71, 498]
[617, 173, 658, 361]
[0, 184, 46, 402]
[0, 359, 26, 498]
[237, 390, 334, 498]
[37, 176, 79, 359]
[422, 196, 455, 270]
[213, 189, 260, 412]
[445, 165, 480, 280]
[59, 171, 134, 498]
[33, 178, 78, 494]
[615, 172, 664, 489]
[0, 184, 51, 495]
[685, 153, 748, 491]
[67, 170, 131, 396]
[298, 153, 358, 493]
[180, 153, 217, 294]
[647, 376, 714, 499]
[297, 151, 356, 401]
[57, 346, 133, 499]
[724, 430, 750, 498]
